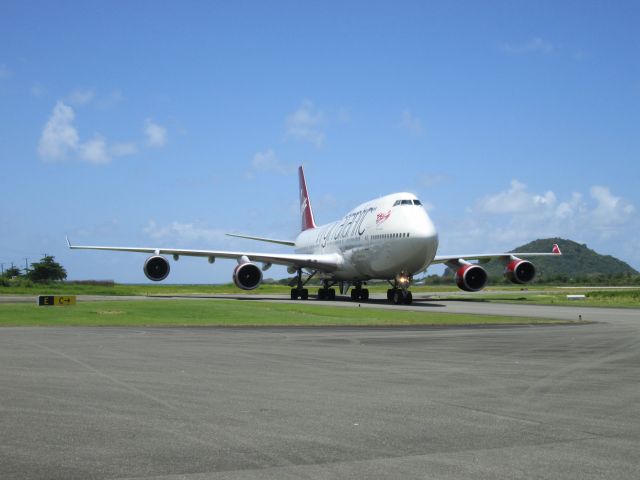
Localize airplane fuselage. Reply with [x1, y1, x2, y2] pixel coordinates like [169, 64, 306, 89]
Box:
[294, 192, 438, 281]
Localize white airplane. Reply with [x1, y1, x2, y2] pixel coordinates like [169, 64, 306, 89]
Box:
[68, 166, 561, 305]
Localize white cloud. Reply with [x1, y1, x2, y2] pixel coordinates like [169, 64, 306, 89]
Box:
[555, 192, 584, 219]
[145, 119, 167, 147]
[38, 101, 80, 161]
[144, 220, 227, 244]
[248, 149, 294, 177]
[399, 109, 424, 136]
[590, 186, 636, 231]
[502, 37, 555, 55]
[477, 180, 557, 214]
[111, 142, 138, 157]
[79, 135, 110, 164]
[67, 89, 95, 106]
[439, 181, 638, 256]
[285, 100, 325, 147]
[38, 101, 143, 165]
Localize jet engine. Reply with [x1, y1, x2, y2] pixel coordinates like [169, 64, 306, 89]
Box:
[504, 259, 536, 284]
[143, 255, 170, 281]
[233, 262, 263, 290]
[455, 264, 488, 292]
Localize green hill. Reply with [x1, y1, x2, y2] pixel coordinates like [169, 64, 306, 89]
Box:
[481, 237, 638, 280]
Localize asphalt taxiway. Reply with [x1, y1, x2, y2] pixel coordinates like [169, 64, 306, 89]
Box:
[1, 296, 639, 479]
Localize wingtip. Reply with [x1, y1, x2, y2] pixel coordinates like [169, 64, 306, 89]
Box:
[65, 236, 71, 248]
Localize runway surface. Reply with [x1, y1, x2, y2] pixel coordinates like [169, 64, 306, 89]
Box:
[1, 298, 639, 479]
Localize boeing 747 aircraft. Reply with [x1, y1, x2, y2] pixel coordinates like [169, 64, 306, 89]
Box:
[68, 166, 561, 305]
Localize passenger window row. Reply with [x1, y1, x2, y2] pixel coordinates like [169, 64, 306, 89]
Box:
[371, 232, 410, 240]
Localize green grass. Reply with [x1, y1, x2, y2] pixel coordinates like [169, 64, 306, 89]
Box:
[0, 299, 565, 327]
[432, 289, 640, 308]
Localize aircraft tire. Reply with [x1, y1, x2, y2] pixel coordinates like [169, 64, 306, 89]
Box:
[318, 288, 326, 300]
[403, 291, 413, 305]
[301, 289, 309, 300]
[392, 290, 402, 305]
[362, 289, 369, 301]
[291, 289, 299, 300]
[328, 289, 336, 300]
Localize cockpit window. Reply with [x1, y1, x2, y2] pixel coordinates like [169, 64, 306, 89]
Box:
[393, 199, 421, 206]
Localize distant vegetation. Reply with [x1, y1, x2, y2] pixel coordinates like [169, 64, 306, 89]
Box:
[1, 255, 67, 287]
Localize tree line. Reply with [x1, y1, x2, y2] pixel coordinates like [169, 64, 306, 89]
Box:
[1, 255, 67, 284]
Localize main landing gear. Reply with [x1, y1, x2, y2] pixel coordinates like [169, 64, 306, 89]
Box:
[290, 268, 316, 300]
[318, 280, 368, 301]
[350, 281, 369, 301]
[317, 280, 337, 300]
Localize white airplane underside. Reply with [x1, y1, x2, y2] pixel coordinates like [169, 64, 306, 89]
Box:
[68, 166, 561, 305]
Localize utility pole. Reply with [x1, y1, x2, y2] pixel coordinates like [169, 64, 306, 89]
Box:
[1, 263, 4, 275]
[24, 258, 29, 273]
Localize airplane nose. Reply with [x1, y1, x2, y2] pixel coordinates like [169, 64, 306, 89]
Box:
[413, 211, 437, 240]
[410, 211, 439, 262]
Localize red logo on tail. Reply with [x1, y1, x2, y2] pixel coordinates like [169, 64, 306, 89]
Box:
[552, 244, 561, 254]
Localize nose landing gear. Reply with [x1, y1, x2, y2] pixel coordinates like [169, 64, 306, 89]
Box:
[386, 288, 412, 305]
[387, 273, 413, 305]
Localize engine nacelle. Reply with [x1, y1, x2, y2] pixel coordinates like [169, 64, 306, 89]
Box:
[143, 255, 170, 281]
[504, 259, 536, 284]
[455, 264, 488, 292]
[233, 262, 263, 290]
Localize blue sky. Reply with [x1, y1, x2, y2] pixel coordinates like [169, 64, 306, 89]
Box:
[1, 1, 639, 283]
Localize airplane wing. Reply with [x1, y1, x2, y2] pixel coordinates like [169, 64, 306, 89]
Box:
[66, 237, 342, 272]
[225, 233, 296, 247]
[433, 243, 562, 265]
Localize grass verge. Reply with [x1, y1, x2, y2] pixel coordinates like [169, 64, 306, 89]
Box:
[0, 299, 565, 327]
[432, 289, 640, 308]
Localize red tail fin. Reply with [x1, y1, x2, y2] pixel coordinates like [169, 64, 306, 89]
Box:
[298, 166, 317, 231]
[552, 244, 561, 254]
